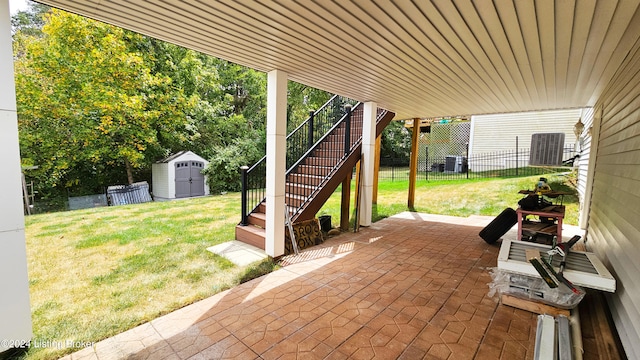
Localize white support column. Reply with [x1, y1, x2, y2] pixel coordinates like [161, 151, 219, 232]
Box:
[579, 106, 602, 230]
[359, 102, 377, 226]
[265, 70, 287, 257]
[0, 0, 33, 352]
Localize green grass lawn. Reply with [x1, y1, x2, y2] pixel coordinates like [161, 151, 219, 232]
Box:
[21, 173, 577, 359]
[318, 172, 579, 227]
[23, 194, 277, 360]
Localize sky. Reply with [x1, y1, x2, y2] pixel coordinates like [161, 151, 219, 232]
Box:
[9, 0, 30, 14]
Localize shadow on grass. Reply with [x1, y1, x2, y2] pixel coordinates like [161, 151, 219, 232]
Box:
[237, 258, 280, 284]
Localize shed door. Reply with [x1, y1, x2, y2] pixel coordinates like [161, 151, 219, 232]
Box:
[189, 161, 205, 196]
[175, 161, 205, 198]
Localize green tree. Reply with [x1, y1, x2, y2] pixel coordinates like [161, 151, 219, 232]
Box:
[215, 61, 267, 131]
[11, 1, 49, 37]
[13, 5, 337, 202]
[381, 121, 412, 163]
[15, 9, 191, 198]
[286, 82, 332, 131]
[139, 39, 268, 160]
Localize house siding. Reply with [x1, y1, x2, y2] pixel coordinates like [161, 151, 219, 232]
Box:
[576, 107, 595, 229]
[469, 109, 581, 155]
[589, 40, 640, 359]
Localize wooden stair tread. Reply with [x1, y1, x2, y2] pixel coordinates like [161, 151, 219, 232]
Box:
[235, 224, 265, 250]
[286, 182, 316, 189]
[248, 212, 266, 228]
[236, 107, 395, 248]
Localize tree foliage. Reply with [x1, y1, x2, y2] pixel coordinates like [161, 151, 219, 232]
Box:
[12, 6, 337, 208]
[15, 10, 191, 197]
[381, 121, 412, 163]
[286, 82, 332, 131]
[10, 1, 49, 37]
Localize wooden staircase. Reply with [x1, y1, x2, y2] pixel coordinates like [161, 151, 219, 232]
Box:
[235, 104, 395, 250]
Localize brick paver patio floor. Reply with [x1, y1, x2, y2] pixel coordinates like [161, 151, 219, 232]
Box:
[61, 212, 568, 359]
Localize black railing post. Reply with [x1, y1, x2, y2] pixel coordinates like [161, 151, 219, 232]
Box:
[466, 142, 469, 179]
[515, 136, 519, 176]
[307, 110, 315, 149]
[240, 165, 249, 226]
[425, 147, 429, 181]
[392, 159, 395, 181]
[344, 104, 352, 156]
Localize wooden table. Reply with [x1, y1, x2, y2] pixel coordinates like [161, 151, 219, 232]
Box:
[517, 190, 572, 204]
[517, 205, 565, 242]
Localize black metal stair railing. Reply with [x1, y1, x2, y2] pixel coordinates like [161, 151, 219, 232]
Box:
[285, 107, 390, 219]
[285, 95, 357, 169]
[240, 95, 357, 225]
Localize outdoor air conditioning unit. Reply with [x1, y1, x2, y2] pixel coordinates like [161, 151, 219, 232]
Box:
[529, 133, 565, 166]
[444, 156, 457, 172]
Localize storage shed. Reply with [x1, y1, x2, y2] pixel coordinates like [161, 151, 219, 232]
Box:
[152, 151, 209, 201]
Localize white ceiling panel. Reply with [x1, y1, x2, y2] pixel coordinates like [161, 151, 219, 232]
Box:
[35, 0, 640, 120]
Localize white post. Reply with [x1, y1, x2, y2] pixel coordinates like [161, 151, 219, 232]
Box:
[359, 102, 377, 226]
[579, 107, 602, 230]
[265, 70, 287, 257]
[0, 0, 33, 352]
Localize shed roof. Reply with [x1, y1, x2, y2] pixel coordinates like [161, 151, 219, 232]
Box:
[156, 151, 205, 164]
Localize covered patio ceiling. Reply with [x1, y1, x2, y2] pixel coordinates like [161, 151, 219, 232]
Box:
[35, 0, 640, 120]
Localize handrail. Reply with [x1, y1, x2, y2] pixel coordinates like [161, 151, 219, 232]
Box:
[287, 108, 389, 219]
[284, 103, 360, 178]
[286, 94, 339, 141]
[244, 95, 348, 174]
[286, 95, 357, 169]
[240, 95, 357, 225]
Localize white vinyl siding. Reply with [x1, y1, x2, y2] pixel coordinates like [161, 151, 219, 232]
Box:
[468, 109, 582, 172]
[576, 107, 595, 229]
[469, 109, 581, 156]
[588, 40, 640, 359]
[151, 163, 170, 199]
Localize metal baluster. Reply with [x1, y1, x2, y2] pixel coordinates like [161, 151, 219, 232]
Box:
[240, 165, 249, 225]
[344, 104, 352, 156]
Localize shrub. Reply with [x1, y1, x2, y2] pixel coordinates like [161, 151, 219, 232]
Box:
[204, 138, 263, 194]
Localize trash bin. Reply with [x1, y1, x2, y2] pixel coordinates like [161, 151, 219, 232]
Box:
[318, 215, 332, 232]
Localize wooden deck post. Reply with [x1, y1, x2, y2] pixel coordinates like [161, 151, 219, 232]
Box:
[408, 118, 420, 209]
[354, 160, 361, 226]
[340, 168, 352, 231]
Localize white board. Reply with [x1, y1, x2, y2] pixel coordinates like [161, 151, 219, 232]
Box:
[498, 239, 616, 292]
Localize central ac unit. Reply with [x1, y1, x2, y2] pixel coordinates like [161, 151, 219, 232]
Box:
[529, 133, 565, 166]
